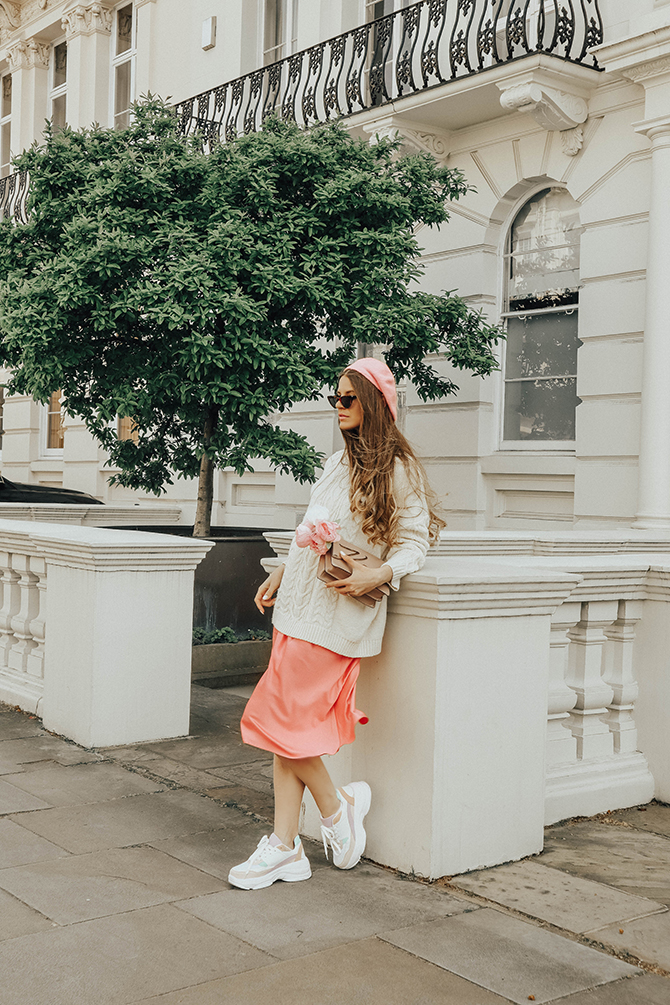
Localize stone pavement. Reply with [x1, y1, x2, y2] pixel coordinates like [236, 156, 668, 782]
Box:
[0, 687, 669, 1005]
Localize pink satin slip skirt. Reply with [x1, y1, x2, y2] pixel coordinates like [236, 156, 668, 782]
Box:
[240, 629, 368, 759]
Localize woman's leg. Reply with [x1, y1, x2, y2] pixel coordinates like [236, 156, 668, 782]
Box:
[273, 754, 340, 846]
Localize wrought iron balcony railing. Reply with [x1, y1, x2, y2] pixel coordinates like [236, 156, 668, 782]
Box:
[0, 170, 29, 224]
[175, 0, 603, 144]
[0, 0, 603, 221]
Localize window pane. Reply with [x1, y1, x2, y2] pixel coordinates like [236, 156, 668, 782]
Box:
[505, 312, 580, 380]
[504, 376, 580, 441]
[264, 0, 283, 63]
[117, 4, 133, 54]
[117, 415, 138, 443]
[53, 42, 67, 88]
[47, 390, 64, 450]
[2, 74, 11, 117]
[52, 94, 66, 131]
[114, 61, 131, 128]
[509, 188, 581, 309]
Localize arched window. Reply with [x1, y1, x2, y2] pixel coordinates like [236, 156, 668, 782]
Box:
[502, 187, 582, 443]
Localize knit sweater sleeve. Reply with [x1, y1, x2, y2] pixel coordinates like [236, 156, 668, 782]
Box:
[383, 462, 431, 591]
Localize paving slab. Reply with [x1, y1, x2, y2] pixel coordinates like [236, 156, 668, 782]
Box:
[587, 911, 670, 970]
[0, 845, 227, 924]
[207, 757, 274, 794]
[0, 777, 51, 814]
[557, 973, 670, 1004]
[3, 761, 164, 806]
[141, 736, 272, 770]
[542, 820, 670, 907]
[0, 903, 273, 1005]
[0, 888, 55, 941]
[130, 936, 511, 1005]
[202, 783, 274, 821]
[0, 709, 46, 739]
[0, 818, 70, 867]
[380, 908, 641, 1005]
[148, 814, 301, 881]
[0, 735, 102, 766]
[609, 802, 670, 839]
[106, 754, 229, 794]
[177, 860, 475, 960]
[452, 859, 666, 933]
[11, 789, 241, 853]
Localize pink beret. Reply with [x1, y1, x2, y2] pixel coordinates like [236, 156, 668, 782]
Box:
[346, 357, 398, 422]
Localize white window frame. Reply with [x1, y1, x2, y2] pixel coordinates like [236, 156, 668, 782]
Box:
[111, 1, 136, 129]
[497, 184, 580, 452]
[0, 71, 12, 179]
[39, 392, 65, 458]
[49, 37, 67, 130]
[260, 0, 298, 66]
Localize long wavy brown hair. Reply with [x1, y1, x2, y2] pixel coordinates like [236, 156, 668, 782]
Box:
[338, 368, 445, 548]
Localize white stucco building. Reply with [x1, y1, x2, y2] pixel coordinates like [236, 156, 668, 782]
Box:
[0, 0, 668, 535]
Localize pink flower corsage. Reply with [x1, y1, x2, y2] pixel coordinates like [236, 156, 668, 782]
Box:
[295, 505, 341, 556]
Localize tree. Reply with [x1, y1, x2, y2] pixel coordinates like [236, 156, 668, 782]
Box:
[0, 98, 502, 536]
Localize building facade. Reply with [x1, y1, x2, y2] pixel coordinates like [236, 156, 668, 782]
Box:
[0, 0, 668, 534]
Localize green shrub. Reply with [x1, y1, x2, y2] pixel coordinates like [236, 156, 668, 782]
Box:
[192, 626, 271, 646]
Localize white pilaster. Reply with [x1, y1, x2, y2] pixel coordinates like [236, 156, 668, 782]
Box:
[633, 115, 670, 527]
[62, 2, 113, 129]
[595, 33, 670, 527]
[135, 0, 157, 98]
[7, 38, 50, 154]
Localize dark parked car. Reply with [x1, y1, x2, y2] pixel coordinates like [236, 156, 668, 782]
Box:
[0, 477, 103, 505]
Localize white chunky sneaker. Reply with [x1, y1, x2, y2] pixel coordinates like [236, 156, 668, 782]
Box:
[320, 781, 372, 870]
[228, 834, 312, 890]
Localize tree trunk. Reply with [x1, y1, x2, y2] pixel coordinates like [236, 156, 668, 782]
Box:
[193, 410, 217, 538]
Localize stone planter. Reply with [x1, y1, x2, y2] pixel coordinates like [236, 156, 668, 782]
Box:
[191, 639, 272, 688]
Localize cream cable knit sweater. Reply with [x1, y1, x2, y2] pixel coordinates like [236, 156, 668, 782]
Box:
[272, 450, 430, 658]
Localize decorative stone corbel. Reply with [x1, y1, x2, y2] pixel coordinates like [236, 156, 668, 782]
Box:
[362, 116, 450, 163]
[497, 80, 589, 156]
[62, 2, 112, 38]
[498, 82, 588, 131]
[7, 37, 50, 71]
[0, 2, 21, 30]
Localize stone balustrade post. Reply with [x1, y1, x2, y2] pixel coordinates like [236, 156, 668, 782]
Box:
[603, 599, 643, 755]
[565, 600, 618, 760]
[297, 556, 580, 878]
[0, 520, 212, 747]
[0, 554, 21, 671]
[8, 553, 40, 674]
[547, 601, 581, 767]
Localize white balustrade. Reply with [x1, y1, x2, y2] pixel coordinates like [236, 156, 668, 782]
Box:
[262, 531, 670, 876]
[603, 600, 643, 755]
[547, 601, 580, 768]
[565, 600, 618, 760]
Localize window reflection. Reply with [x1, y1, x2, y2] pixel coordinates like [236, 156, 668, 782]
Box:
[503, 188, 582, 442]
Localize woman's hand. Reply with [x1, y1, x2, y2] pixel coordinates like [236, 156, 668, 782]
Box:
[324, 555, 392, 598]
[254, 564, 285, 614]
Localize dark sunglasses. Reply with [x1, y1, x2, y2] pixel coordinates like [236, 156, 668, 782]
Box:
[327, 393, 357, 409]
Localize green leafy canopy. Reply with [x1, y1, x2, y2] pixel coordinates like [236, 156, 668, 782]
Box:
[0, 97, 502, 500]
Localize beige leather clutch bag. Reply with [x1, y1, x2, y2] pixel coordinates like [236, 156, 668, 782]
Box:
[317, 539, 391, 609]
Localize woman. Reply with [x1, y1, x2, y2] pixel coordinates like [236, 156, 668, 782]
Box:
[228, 357, 443, 890]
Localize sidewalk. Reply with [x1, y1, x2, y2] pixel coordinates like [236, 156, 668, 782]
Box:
[0, 686, 669, 1005]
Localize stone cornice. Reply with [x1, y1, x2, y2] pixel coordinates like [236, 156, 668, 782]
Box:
[594, 24, 670, 84]
[62, 2, 112, 38]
